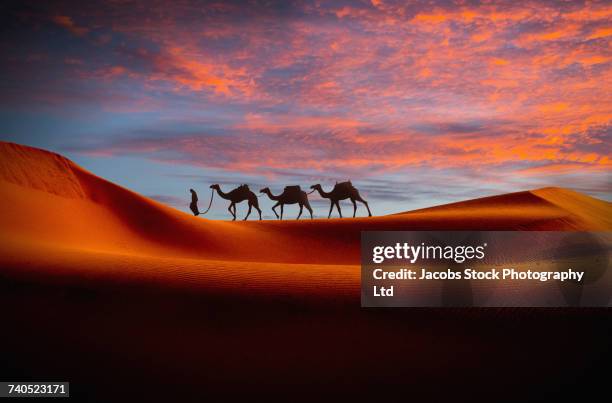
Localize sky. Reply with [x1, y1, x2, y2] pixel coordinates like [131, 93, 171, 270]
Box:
[1, 0, 610, 219]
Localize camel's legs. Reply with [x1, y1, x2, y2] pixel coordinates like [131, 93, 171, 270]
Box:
[244, 203, 252, 220]
[355, 195, 372, 217]
[271, 202, 280, 219]
[335, 200, 343, 218]
[250, 196, 262, 220]
[363, 200, 372, 217]
[327, 202, 334, 219]
[304, 200, 313, 219]
[280, 204, 285, 220]
[351, 199, 357, 217]
[297, 203, 303, 220]
[228, 203, 236, 221]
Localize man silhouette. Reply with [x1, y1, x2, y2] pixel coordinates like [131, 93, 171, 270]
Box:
[189, 188, 200, 216]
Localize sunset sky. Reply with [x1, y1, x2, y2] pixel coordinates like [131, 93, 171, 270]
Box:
[1, 0, 610, 219]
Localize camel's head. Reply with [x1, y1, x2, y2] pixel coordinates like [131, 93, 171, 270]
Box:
[259, 187, 270, 194]
[209, 184, 220, 190]
[310, 184, 321, 190]
[189, 188, 195, 193]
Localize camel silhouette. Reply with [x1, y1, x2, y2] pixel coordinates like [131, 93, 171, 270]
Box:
[210, 184, 262, 221]
[260, 186, 313, 220]
[310, 181, 372, 218]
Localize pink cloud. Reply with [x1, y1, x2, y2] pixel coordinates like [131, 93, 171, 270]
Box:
[11, 0, 611, 196]
[51, 15, 88, 36]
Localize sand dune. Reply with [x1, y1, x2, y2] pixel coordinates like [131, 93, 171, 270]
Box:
[1, 141, 609, 267]
[1, 139, 610, 295]
[1, 141, 610, 400]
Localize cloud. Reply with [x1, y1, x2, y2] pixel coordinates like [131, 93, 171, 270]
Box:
[2, 0, 611, 206]
[51, 15, 88, 36]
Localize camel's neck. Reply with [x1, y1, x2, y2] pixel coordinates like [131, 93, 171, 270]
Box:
[315, 187, 332, 198]
[264, 190, 280, 200]
[215, 188, 231, 200]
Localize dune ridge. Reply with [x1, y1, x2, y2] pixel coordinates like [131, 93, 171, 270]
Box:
[1, 141, 610, 269]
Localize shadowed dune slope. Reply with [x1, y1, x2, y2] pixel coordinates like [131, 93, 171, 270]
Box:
[2, 141, 610, 401]
[1, 141, 610, 267]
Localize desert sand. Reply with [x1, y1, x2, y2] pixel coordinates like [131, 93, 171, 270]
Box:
[1, 141, 610, 401]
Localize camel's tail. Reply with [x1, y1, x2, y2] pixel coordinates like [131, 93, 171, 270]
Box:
[200, 189, 215, 215]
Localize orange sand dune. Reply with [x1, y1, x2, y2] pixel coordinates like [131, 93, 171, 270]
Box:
[1, 141, 610, 400]
[398, 186, 611, 230]
[1, 139, 610, 296]
[1, 141, 609, 269]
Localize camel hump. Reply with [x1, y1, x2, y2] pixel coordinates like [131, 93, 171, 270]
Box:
[334, 181, 354, 192]
[284, 185, 301, 192]
[283, 185, 302, 196]
[238, 184, 250, 191]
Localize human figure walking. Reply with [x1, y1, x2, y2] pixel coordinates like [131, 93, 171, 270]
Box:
[189, 188, 200, 216]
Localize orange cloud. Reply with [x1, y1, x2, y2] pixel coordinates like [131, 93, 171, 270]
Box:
[412, 12, 448, 24]
[10, 0, 611, 196]
[150, 46, 256, 97]
[538, 103, 570, 114]
[587, 27, 612, 40]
